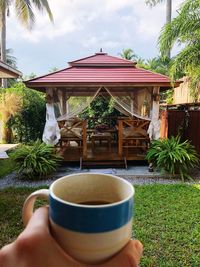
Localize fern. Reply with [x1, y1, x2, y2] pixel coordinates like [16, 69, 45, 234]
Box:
[146, 136, 199, 181]
[11, 140, 62, 179]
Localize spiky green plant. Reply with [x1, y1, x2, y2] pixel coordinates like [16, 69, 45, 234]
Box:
[146, 136, 199, 180]
[12, 140, 61, 179]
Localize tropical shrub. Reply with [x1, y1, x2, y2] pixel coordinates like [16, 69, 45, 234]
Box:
[7, 82, 46, 143]
[80, 96, 123, 128]
[11, 140, 62, 179]
[0, 91, 22, 143]
[146, 136, 199, 181]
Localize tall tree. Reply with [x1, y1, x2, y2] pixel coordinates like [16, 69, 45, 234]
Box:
[145, 0, 172, 57]
[145, 56, 171, 76]
[119, 49, 138, 61]
[119, 48, 145, 67]
[0, 0, 53, 88]
[159, 0, 200, 100]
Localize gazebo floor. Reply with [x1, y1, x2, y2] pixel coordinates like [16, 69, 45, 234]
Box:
[57, 141, 146, 167]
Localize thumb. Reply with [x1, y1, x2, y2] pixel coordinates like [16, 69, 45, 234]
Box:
[100, 240, 143, 267]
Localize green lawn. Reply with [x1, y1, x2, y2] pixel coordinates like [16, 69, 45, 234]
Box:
[0, 184, 200, 266]
[0, 157, 16, 179]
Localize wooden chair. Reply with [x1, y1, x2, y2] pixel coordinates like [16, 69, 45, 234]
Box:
[59, 119, 87, 158]
[118, 119, 150, 157]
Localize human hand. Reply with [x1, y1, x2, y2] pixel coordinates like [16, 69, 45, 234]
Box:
[0, 207, 143, 267]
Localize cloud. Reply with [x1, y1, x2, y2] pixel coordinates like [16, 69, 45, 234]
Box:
[7, 0, 184, 43]
[6, 0, 150, 42]
[6, 0, 185, 75]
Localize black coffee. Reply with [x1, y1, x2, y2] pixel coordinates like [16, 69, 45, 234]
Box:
[78, 200, 111, 205]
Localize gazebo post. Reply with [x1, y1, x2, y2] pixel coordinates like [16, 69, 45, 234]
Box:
[152, 86, 160, 120]
[57, 89, 67, 115]
[118, 120, 123, 157]
[46, 87, 53, 98]
[61, 90, 67, 115]
[130, 92, 134, 115]
[66, 94, 70, 115]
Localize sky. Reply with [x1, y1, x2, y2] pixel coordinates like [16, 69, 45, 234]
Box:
[7, 0, 184, 77]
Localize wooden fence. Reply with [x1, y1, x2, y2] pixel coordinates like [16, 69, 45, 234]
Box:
[160, 109, 200, 156]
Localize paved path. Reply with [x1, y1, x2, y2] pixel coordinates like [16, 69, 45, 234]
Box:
[0, 144, 18, 159]
[0, 144, 18, 152]
[0, 165, 199, 189]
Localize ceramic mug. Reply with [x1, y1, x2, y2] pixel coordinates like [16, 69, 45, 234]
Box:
[23, 173, 134, 264]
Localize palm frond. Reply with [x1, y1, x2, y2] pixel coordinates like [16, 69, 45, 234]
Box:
[145, 0, 164, 7]
[14, 0, 53, 29]
[31, 0, 53, 22]
[159, 0, 200, 56]
[15, 0, 35, 29]
[169, 42, 200, 80]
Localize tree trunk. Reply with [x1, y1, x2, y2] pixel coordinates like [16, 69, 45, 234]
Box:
[0, 6, 7, 88]
[166, 0, 172, 58]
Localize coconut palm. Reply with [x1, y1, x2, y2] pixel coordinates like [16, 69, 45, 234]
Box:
[145, 0, 172, 24]
[159, 0, 200, 99]
[0, 0, 53, 87]
[146, 56, 171, 75]
[119, 48, 145, 67]
[119, 49, 138, 61]
[145, 0, 172, 57]
[5, 48, 17, 68]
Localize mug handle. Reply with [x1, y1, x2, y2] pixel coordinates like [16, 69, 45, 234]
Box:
[22, 189, 50, 226]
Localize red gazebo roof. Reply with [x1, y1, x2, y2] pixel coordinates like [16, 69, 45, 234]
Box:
[69, 52, 136, 66]
[25, 52, 176, 91]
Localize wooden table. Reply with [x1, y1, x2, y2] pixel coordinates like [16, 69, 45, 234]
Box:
[87, 128, 117, 140]
[91, 132, 112, 151]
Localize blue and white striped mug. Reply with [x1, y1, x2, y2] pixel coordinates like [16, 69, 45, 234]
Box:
[23, 173, 134, 264]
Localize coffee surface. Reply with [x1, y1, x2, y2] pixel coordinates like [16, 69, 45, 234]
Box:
[78, 200, 111, 205]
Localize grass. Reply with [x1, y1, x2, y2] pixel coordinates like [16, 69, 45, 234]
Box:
[0, 157, 16, 179]
[0, 184, 200, 266]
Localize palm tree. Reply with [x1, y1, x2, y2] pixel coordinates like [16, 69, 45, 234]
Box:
[0, 0, 53, 88]
[145, 0, 172, 23]
[5, 48, 17, 68]
[145, 0, 172, 57]
[119, 49, 138, 61]
[119, 48, 146, 68]
[145, 56, 171, 75]
[159, 0, 200, 99]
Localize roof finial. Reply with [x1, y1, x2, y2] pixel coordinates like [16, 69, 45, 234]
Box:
[95, 49, 107, 55]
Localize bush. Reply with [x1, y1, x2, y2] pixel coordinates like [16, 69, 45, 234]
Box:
[146, 136, 199, 180]
[80, 96, 123, 128]
[11, 140, 62, 179]
[4, 82, 46, 144]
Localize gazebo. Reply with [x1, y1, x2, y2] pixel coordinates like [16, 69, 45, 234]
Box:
[25, 52, 177, 167]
